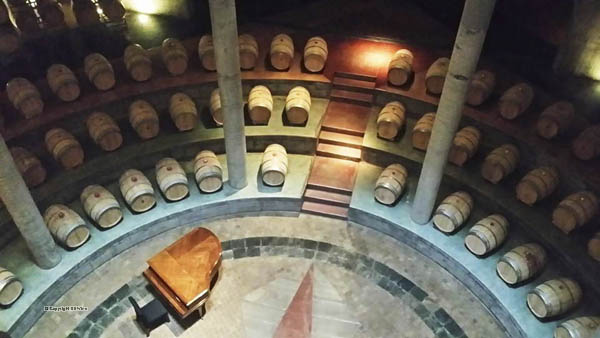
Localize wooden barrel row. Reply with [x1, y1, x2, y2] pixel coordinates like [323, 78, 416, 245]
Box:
[466, 70, 495, 106]
[448, 126, 481, 166]
[43, 204, 90, 249]
[374, 164, 407, 205]
[527, 278, 582, 319]
[499, 83, 534, 120]
[124, 44, 152, 82]
[412, 112, 435, 151]
[270, 33, 294, 71]
[572, 124, 600, 161]
[129, 99, 159, 140]
[261, 144, 288, 186]
[432, 191, 473, 233]
[554, 316, 600, 338]
[162, 38, 188, 76]
[45, 128, 84, 169]
[387, 49, 413, 86]
[464, 214, 509, 256]
[536, 101, 574, 140]
[248, 85, 273, 125]
[0, 267, 23, 306]
[376, 101, 405, 140]
[425, 57, 449, 95]
[481, 144, 520, 184]
[239, 33, 259, 70]
[516, 166, 559, 206]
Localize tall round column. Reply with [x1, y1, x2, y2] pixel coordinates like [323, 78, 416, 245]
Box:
[208, 0, 248, 189]
[411, 0, 497, 224]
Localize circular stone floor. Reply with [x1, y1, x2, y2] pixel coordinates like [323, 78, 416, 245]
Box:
[25, 214, 507, 338]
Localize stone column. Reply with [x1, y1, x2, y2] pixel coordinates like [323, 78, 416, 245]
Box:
[208, 0, 247, 189]
[411, 0, 496, 224]
[0, 136, 61, 269]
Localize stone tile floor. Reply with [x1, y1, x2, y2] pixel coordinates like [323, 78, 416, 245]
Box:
[24, 214, 506, 338]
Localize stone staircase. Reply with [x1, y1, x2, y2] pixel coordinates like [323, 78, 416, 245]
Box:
[302, 72, 376, 219]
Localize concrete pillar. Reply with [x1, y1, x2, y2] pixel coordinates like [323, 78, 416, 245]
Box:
[411, 0, 496, 225]
[208, 0, 247, 189]
[0, 136, 61, 269]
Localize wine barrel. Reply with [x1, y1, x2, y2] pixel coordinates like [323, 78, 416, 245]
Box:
[11, 6, 40, 33]
[516, 166, 559, 205]
[387, 49, 413, 86]
[38, 0, 65, 28]
[209, 88, 223, 126]
[129, 99, 159, 140]
[80, 184, 122, 229]
[481, 144, 520, 184]
[156, 158, 189, 201]
[432, 191, 473, 233]
[45, 128, 84, 169]
[554, 316, 600, 338]
[497, 243, 547, 285]
[0, 267, 23, 306]
[198, 34, 215, 71]
[303, 36, 327, 72]
[425, 57, 449, 94]
[536, 101, 575, 140]
[124, 44, 152, 82]
[248, 85, 273, 125]
[270, 33, 294, 70]
[572, 125, 600, 161]
[10, 147, 46, 187]
[464, 214, 509, 256]
[84, 53, 115, 91]
[261, 144, 288, 186]
[412, 113, 436, 151]
[552, 191, 598, 234]
[98, 0, 125, 21]
[448, 126, 481, 166]
[527, 278, 582, 319]
[161, 38, 188, 76]
[6, 77, 43, 119]
[47, 64, 80, 102]
[43, 204, 90, 249]
[86, 112, 122, 151]
[588, 232, 600, 262]
[0, 25, 20, 54]
[239, 33, 259, 70]
[376, 101, 406, 140]
[194, 150, 223, 193]
[499, 83, 534, 120]
[169, 92, 197, 131]
[73, 0, 100, 26]
[467, 70, 495, 106]
[285, 86, 311, 124]
[119, 169, 155, 212]
[374, 164, 407, 205]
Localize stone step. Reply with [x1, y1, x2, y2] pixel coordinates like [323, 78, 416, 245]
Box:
[304, 188, 351, 207]
[307, 156, 356, 195]
[330, 89, 373, 106]
[334, 71, 378, 83]
[321, 101, 370, 137]
[301, 201, 348, 220]
[316, 143, 361, 162]
[318, 130, 363, 149]
[332, 76, 376, 93]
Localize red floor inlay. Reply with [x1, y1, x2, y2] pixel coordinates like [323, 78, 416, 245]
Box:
[273, 265, 314, 338]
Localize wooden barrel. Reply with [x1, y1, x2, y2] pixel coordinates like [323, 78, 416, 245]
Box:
[516, 166, 559, 205]
[572, 125, 600, 161]
[84, 53, 115, 90]
[552, 191, 598, 234]
[303, 36, 327, 72]
[73, 0, 100, 26]
[270, 33, 294, 70]
[499, 83, 534, 120]
[248, 85, 273, 125]
[554, 316, 600, 338]
[448, 126, 481, 166]
[412, 113, 436, 151]
[425, 57, 449, 94]
[588, 232, 600, 262]
[376, 101, 406, 140]
[98, 0, 125, 21]
[464, 214, 509, 256]
[536, 101, 575, 140]
[209, 88, 223, 126]
[432, 191, 473, 233]
[169, 92, 197, 131]
[387, 49, 414, 86]
[527, 278, 582, 319]
[161, 37, 188, 76]
[0, 25, 20, 54]
[86, 112, 122, 151]
[497, 243, 547, 285]
[129, 99, 159, 140]
[6, 77, 43, 119]
[374, 164, 407, 205]
[467, 70, 495, 106]
[481, 144, 520, 184]
[43, 204, 90, 249]
[198, 34, 215, 71]
[10, 147, 46, 187]
[0, 267, 23, 306]
[119, 169, 155, 212]
[194, 150, 223, 193]
[38, 0, 65, 28]
[45, 128, 84, 169]
[156, 158, 189, 201]
[80, 184, 122, 229]
[261, 144, 288, 186]
[285, 86, 311, 125]
[239, 33, 259, 70]
[47, 64, 80, 102]
[11, 7, 40, 33]
[124, 44, 152, 82]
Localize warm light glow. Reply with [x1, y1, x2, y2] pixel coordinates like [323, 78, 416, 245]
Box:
[121, 0, 161, 15]
[96, 7, 104, 15]
[362, 51, 392, 67]
[137, 14, 150, 25]
[590, 57, 600, 81]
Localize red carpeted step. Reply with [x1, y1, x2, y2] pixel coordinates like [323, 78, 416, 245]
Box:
[330, 89, 373, 106]
[332, 76, 376, 93]
[304, 188, 351, 207]
[321, 101, 370, 136]
[334, 71, 377, 83]
[316, 143, 361, 161]
[318, 130, 363, 148]
[307, 156, 357, 194]
[301, 201, 348, 220]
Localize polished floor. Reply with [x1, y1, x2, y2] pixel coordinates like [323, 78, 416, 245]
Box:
[26, 214, 505, 338]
